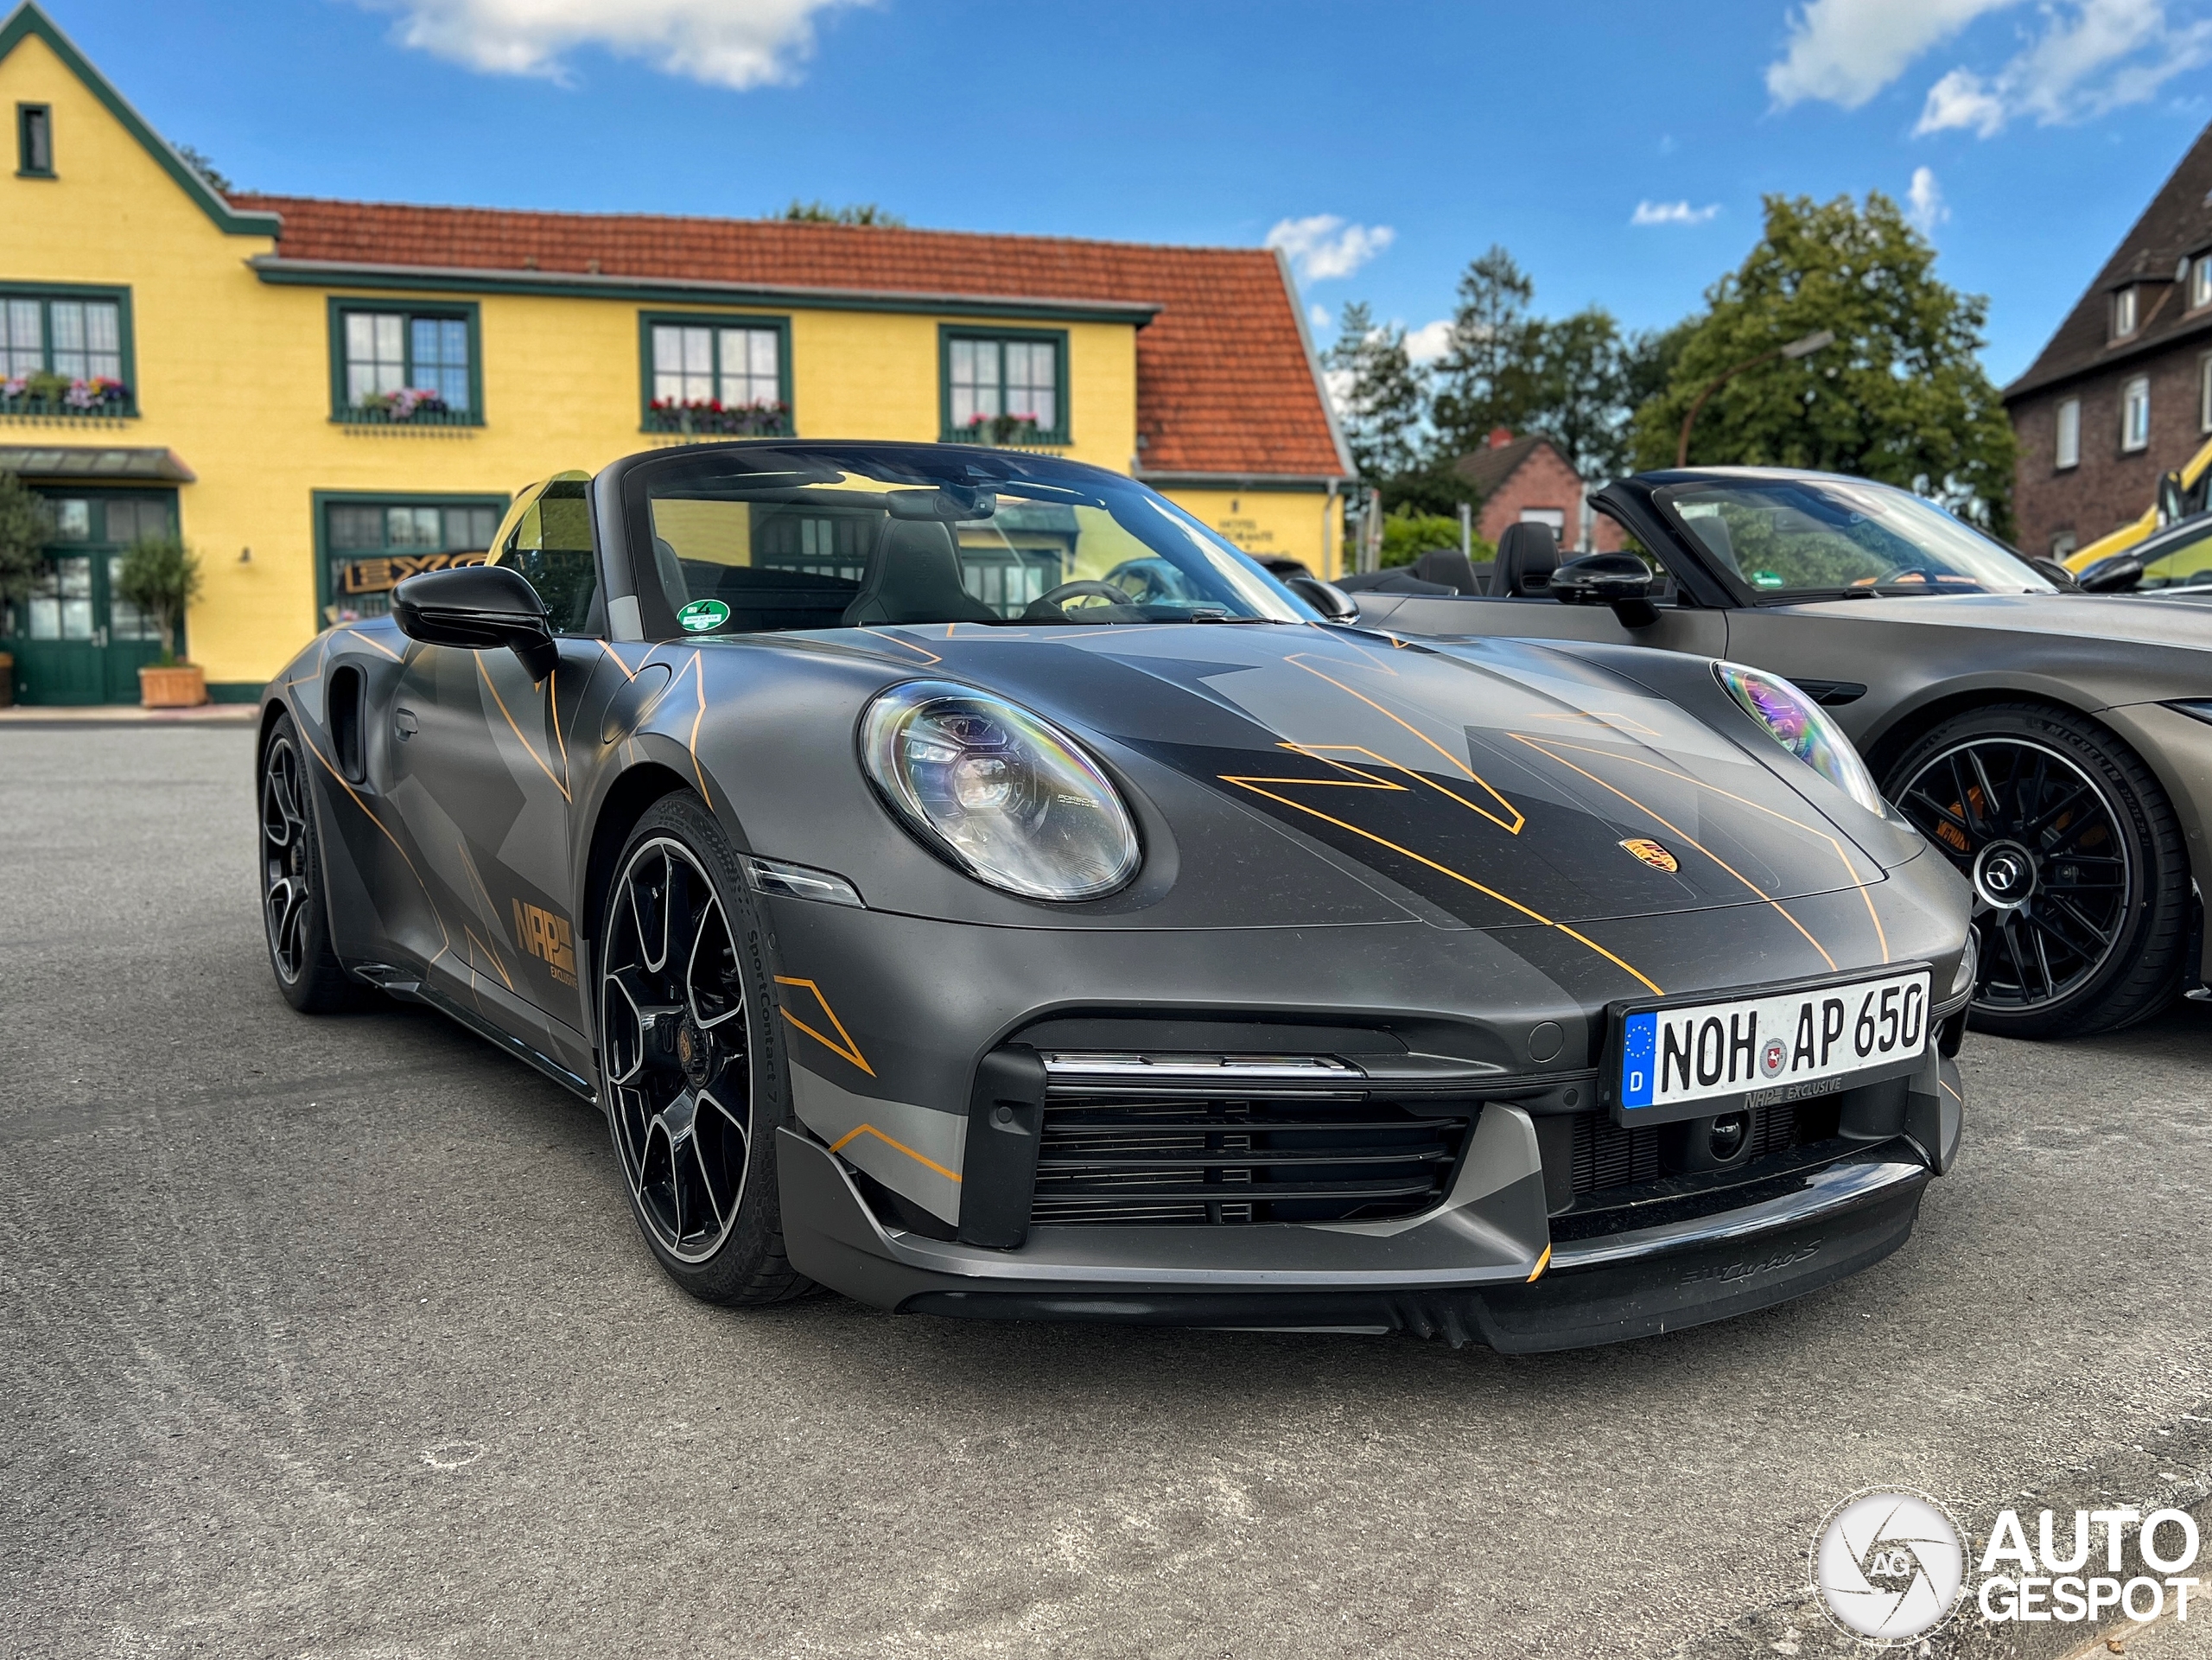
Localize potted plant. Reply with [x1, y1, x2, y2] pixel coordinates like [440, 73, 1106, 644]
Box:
[116, 533, 206, 707]
[0, 470, 51, 708]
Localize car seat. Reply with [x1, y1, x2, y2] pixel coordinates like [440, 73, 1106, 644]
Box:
[1491, 522, 1561, 596]
[1414, 549, 1484, 595]
[841, 517, 1001, 626]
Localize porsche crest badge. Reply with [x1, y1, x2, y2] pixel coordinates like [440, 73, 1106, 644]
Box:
[1619, 837, 1679, 874]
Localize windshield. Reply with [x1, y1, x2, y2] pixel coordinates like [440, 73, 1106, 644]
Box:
[630, 444, 1315, 637]
[1660, 476, 2054, 600]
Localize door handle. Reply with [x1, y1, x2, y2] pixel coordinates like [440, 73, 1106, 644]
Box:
[394, 708, 420, 741]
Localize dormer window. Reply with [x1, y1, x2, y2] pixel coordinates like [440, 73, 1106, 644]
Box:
[2113, 286, 2139, 339]
[2195, 256, 2212, 311]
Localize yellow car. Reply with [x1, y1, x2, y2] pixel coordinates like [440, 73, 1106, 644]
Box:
[2065, 434, 2212, 571]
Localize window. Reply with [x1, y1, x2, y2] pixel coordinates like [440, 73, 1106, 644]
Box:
[2050, 531, 2077, 560]
[2056, 398, 2081, 469]
[639, 315, 791, 434]
[2113, 287, 2139, 339]
[319, 494, 505, 624]
[16, 104, 51, 176]
[2196, 257, 2212, 311]
[490, 477, 598, 633]
[329, 301, 480, 423]
[1518, 507, 1567, 534]
[2122, 375, 2152, 452]
[0, 288, 133, 412]
[941, 328, 1067, 443]
[2201, 355, 2212, 433]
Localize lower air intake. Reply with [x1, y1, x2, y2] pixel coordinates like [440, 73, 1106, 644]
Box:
[1030, 1097, 1475, 1226]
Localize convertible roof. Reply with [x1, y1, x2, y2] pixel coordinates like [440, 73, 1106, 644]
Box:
[229, 194, 1351, 484]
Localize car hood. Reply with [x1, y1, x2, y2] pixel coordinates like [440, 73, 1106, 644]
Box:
[830, 622, 1891, 931]
[1769, 589, 2212, 651]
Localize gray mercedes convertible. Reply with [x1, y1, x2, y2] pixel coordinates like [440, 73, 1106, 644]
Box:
[1351, 467, 2212, 1040]
[257, 442, 1970, 1351]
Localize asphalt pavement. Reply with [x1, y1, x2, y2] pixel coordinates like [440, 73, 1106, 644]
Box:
[3, 727, 2209, 1659]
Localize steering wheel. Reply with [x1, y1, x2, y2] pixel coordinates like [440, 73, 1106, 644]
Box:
[1868, 565, 1936, 587]
[1025, 580, 1131, 618]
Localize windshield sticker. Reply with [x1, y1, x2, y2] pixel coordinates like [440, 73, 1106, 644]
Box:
[678, 599, 730, 633]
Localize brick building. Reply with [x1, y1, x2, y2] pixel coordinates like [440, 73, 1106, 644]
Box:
[1450, 429, 1623, 552]
[2004, 120, 2212, 558]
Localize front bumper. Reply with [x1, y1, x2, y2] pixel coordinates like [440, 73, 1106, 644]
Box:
[777, 1051, 1960, 1352]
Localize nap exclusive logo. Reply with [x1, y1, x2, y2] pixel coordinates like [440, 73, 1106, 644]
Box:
[512, 899, 576, 986]
[1811, 1489, 2203, 1645]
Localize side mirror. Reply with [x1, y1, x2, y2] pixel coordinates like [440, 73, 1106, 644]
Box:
[1285, 575, 1358, 621]
[2027, 556, 2082, 591]
[392, 564, 559, 681]
[1549, 552, 1658, 628]
[2075, 551, 2145, 595]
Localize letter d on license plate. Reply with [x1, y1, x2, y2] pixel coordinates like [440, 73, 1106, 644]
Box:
[1611, 966, 1930, 1122]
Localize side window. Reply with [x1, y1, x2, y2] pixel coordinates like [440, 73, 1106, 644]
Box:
[2141, 530, 2212, 590]
[493, 478, 600, 633]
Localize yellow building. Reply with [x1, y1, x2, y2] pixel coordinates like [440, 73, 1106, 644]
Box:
[0, 2, 1349, 703]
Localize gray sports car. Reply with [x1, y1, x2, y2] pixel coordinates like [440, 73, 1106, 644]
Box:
[257, 442, 1971, 1351]
[1349, 466, 2212, 1039]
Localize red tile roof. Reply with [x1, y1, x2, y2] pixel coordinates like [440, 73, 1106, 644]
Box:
[230, 194, 1349, 480]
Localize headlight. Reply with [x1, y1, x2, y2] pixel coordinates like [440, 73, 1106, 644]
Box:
[1713, 661, 1886, 817]
[859, 681, 1140, 900]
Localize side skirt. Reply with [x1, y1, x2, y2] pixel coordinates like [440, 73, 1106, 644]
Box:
[353, 962, 599, 1103]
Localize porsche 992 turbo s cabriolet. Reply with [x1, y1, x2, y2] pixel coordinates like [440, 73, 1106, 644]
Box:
[257, 442, 1971, 1352]
[1352, 467, 2212, 1040]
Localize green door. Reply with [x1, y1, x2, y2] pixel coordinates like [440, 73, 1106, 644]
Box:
[3, 491, 176, 705]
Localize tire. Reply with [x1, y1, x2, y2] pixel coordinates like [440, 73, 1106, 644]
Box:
[597, 793, 810, 1306]
[1886, 702, 2188, 1039]
[259, 713, 365, 1014]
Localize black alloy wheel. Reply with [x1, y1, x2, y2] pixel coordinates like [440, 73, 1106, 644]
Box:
[599, 795, 808, 1304]
[1888, 703, 2188, 1038]
[259, 713, 361, 1013]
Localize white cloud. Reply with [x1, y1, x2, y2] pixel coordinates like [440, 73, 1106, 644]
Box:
[360, 0, 864, 89]
[1265, 214, 1395, 283]
[1766, 0, 2018, 108]
[1308, 302, 1332, 331]
[1402, 319, 1453, 364]
[1631, 200, 1721, 226]
[1916, 0, 2212, 134]
[1907, 164, 1949, 230]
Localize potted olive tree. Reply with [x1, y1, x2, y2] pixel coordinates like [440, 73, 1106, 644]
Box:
[117, 533, 207, 707]
[0, 471, 51, 709]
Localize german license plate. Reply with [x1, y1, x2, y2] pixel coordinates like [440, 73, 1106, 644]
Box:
[1613, 967, 1931, 1121]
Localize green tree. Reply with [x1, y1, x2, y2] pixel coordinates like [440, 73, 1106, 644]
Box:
[1523, 305, 1633, 487]
[781, 200, 906, 226]
[115, 535, 202, 664]
[1432, 245, 1546, 455]
[1628, 192, 2015, 534]
[0, 471, 50, 633]
[175, 143, 232, 194]
[1322, 301, 1431, 486]
[1379, 506, 1493, 569]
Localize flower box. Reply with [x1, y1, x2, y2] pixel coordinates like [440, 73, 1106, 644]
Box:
[644, 399, 794, 437]
[948, 413, 1061, 448]
[338, 389, 473, 426]
[139, 662, 207, 709]
[0, 373, 133, 417]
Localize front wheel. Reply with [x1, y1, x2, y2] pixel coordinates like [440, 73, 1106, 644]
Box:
[598, 793, 810, 1305]
[1886, 703, 2189, 1038]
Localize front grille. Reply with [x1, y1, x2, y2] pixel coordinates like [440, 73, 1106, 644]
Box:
[1570, 1101, 1819, 1199]
[1030, 1097, 1474, 1226]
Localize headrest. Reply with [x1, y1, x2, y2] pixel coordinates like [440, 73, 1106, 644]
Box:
[1494, 521, 1562, 596]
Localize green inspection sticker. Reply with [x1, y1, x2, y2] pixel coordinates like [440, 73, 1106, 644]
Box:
[677, 599, 730, 633]
[1752, 570, 1785, 588]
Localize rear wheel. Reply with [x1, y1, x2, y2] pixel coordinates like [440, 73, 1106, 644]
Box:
[260, 713, 363, 1013]
[598, 794, 809, 1305]
[1887, 703, 2187, 1038]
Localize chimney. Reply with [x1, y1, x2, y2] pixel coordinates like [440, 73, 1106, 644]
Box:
[1487, 428, 1513, 449]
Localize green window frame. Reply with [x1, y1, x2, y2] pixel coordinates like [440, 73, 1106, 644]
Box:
[326, 297, 484, 426]
[938, 325, 1069, 446]
[0, 283, 137, 414]
[637, 311, 792, 436]
[311, 490, 510, 627]
[16, 102, 52, 176]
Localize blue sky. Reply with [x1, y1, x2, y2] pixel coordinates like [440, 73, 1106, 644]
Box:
[45, 0, 2212, 385]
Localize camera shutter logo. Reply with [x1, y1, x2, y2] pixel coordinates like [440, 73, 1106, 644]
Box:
[1812, 1489, 1966, 1643]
